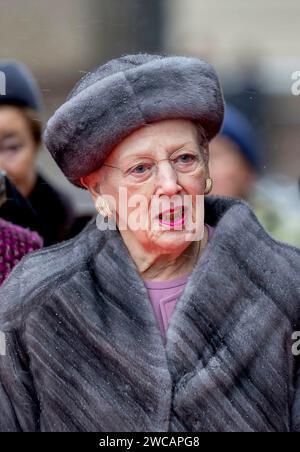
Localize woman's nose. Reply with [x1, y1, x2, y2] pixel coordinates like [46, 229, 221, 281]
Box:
[155, 163, 182, 196]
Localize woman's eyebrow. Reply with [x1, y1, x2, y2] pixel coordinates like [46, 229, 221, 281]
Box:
[169, 144, 192, 154]
[121, 143, 193, 161]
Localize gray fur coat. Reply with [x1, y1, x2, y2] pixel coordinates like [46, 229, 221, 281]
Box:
[0, 196, 299, 432]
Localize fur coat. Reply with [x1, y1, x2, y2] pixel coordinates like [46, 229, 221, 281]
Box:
[0, 196, 299, 432]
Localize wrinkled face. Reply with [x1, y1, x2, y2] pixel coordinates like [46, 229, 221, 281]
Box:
[209, 136, 256, 199]
[0, 106, 37, 187]
[86, 119, 209, 253]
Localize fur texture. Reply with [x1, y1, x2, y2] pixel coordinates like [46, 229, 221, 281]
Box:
[43, 54, 224, 187]
[0, 196, 299, 432]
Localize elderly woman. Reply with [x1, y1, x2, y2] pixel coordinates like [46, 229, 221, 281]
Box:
[0, 54, 299, 432]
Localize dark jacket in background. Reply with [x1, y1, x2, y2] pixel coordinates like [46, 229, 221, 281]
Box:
[0, 196, 299, 432]
[0, 173, 75, 246]
[28, 174, 75, 246]
[0, 173, 43, 236]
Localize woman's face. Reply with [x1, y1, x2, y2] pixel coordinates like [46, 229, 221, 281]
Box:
[87, 119, 209, 254]
[0, 106, 38, 190]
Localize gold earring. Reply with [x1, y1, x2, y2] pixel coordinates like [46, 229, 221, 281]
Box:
[204, 177, 213, 195]
[95, 197, 112, 218]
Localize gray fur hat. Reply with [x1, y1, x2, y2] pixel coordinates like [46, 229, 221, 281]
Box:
[44, 54, 225, 187]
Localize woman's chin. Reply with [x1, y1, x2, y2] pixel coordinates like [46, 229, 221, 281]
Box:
[151, 229, 193, 250]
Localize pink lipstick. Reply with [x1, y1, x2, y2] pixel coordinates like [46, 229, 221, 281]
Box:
[158, 207, 186, 227]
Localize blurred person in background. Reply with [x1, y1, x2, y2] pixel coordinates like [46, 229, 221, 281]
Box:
[0, 60, 76, 246]
[209, 104, 261, 199]
[209, 104, 300, 248]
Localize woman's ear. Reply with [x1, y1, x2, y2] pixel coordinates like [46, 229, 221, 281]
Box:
[80, 173, 100, 200]
[80, 176, 89, 190]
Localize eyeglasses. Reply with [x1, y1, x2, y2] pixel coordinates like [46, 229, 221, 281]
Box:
[102, 149, 204, 185]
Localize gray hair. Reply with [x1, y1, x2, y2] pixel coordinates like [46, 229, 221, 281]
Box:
[196, 123, 209, 169]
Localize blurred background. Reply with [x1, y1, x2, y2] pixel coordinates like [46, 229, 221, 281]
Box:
[0, 0, 299, 245]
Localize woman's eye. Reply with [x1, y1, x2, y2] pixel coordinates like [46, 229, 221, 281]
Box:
[0, 143, 23, 152]
[131, 164, 151, 174]
[177, 154, 196, 163]
[8, 144, 22, 151]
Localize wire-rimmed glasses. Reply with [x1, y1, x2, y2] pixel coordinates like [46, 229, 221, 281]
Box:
[102, 148, 204, 185]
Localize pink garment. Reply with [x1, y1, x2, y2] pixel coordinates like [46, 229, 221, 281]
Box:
[143, 224, 214, 345]
[0, 218, 43, 286]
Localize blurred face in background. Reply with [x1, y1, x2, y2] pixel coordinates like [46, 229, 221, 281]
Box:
[0, 105, 40, 197]
[209, 135, 257, 199]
